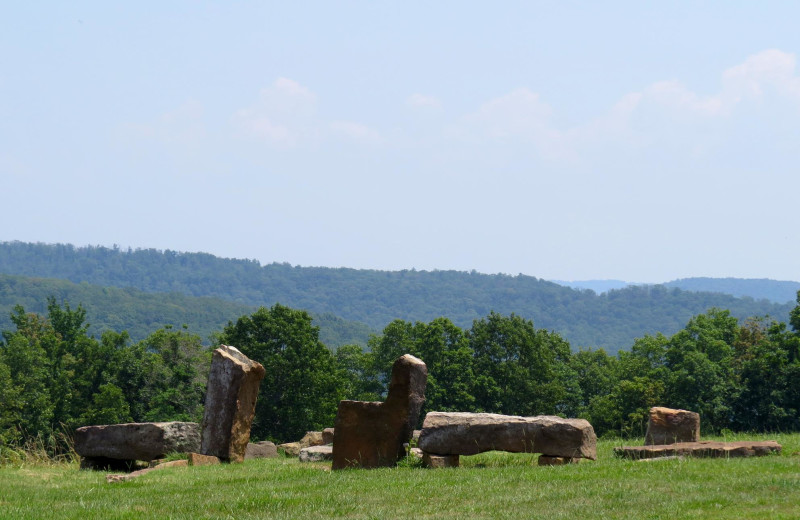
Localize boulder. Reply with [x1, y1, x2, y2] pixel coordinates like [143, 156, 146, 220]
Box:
[422, 452, 460, 468]
[332, 354, 427, 469]
[278, 442, 302, 457]
[200, 345, 266, 463]
[75, 422, 200, 464]
[418, 412, 597, 460]
[245, 441, 278, 459]
[645, 407, 700, 445]
[615, 440, 782, 460]
[322, 428, 335, 445]
[299, 431, 325, 447]
[106, 459, 187, 483]
[299, 445, 334, 462]
[188, 452, 221, 466]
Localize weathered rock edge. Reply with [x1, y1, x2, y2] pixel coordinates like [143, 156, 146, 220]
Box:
[418, 412, 597, 460]
[615, 440, 782, 459]
[75, 422, 200, 462]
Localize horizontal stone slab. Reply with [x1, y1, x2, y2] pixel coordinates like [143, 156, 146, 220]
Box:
[615, 440, 782, 460]
[418, 412, 596, 460]
[75, 422, 200, 461]
[299, 445, 333, 462]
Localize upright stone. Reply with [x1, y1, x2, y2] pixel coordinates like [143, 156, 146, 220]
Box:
[200, 345, 266, 462]
[332, 354, 427, 469]
[645, 407, 700, 445]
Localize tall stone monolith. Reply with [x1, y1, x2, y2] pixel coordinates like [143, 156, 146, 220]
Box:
[645, 407, 700, 445]
[332, 354, 427, 469]
[200, 345, 265, 462]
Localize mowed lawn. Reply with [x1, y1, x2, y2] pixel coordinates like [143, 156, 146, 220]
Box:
[1, 434, 799, 519]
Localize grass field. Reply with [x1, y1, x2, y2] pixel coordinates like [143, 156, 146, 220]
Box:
[1, 433, 799, 519]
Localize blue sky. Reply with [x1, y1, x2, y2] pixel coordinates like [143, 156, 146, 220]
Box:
[2, 2, 799, 282]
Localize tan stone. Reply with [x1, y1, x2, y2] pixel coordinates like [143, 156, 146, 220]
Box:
[278, 442, 302, 456]
[188, 452, 221, 466]
[538, 455, 580, 466]
[422, 452, 460, 468]
[332, 354, 427, 469]
[106, 459, 188, 483]
[645, 407, 700, 445]
[200, 345, 266, 463]
[418, 412, 597, 460]
[299, 431, 325, 447]
[615, 440, 782, 460]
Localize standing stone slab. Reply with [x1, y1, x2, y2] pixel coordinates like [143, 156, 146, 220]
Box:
[75, 422, 200, 464]
[200, 345, 266, 463]
[645, 407, 700, 445]
[418, 412, 597, 460]
[332, 354, 427, 469]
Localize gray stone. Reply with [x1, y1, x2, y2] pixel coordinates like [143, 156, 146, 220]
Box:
[418, 412, 597, 460]
[200, 345, 266, 463]
[245, 441, 278, 459]
[299, 445, 334, 462]
[332, 354, 427, 469]
[645, 407, 700, 445]
[75, 422, 200, 463]
[322, 428, 335, 445]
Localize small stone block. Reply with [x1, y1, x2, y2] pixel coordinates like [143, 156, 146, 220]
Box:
[189, 452, 221, 466]
[422, 452, 460, 468]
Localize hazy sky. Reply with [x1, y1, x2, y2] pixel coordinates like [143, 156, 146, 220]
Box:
[2, 2, 799, 282]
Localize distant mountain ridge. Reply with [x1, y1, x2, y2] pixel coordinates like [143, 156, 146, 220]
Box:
[555, 277, 800, 303]
[0, 241, 795, 353]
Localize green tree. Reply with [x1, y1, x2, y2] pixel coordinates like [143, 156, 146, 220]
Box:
[80, 383, 132, 426]
[218, 304, 346, 442]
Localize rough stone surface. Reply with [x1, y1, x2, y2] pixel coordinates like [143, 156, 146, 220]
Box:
[538, 455, 580, 466]
[106, 459, 188, 483]
[645, 407, 700, 445]
[245, 441, 278, 459]
[615, 440, 782, 460]
[332, 354, 427, 470]
[299, 445, 334, 462]
[418, 412, 597, 460]
[188, 452, 221, 466]
[75, 422, 200, 463]
[200, 345, 266, 463]
[322, 428, 335, 445]
[422, 452, 460, 468]
[278, 442, 302, 457]
[299, 431, 325, 447]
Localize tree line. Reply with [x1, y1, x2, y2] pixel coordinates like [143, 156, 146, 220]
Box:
[2, 294, 799, 452]
[0, 241, 795, 353]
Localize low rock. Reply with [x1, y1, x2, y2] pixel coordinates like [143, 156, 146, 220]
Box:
[645, 407, 700, 445]
[418, 412, 597, 460]
[299, 431, 325, 447]
[188, 452, 221, 466]
[299, 445, 334, 462]
[615, 440, 781, 460]
[75, 422, 200, 464]
[422, 453, 460, 468]
[245, 441, 278, 459]
[106, 459, 188, 483]
[332, 354, 427, 469]
[278, 442, 302, 457]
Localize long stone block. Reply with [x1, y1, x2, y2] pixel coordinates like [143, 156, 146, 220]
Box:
[615, 440, 781, 460]
[200, 345, 266, 462]
[418, 412, 597, 460]
[74, 422, 200, 462]
[332, 354, 427, 469]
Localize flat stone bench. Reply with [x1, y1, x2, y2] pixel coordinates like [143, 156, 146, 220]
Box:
[75, 421, 200, 469]
[615, 440, 782, 460]
[418, 412, 597, 466]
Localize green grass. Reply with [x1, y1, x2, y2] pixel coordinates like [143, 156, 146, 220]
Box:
[1, 433, 799, 519]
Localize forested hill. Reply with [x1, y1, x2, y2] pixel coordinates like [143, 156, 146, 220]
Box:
[0, 274, 374, 347]
[664, 277, 800, 304]
[0, 242, 795, 353]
